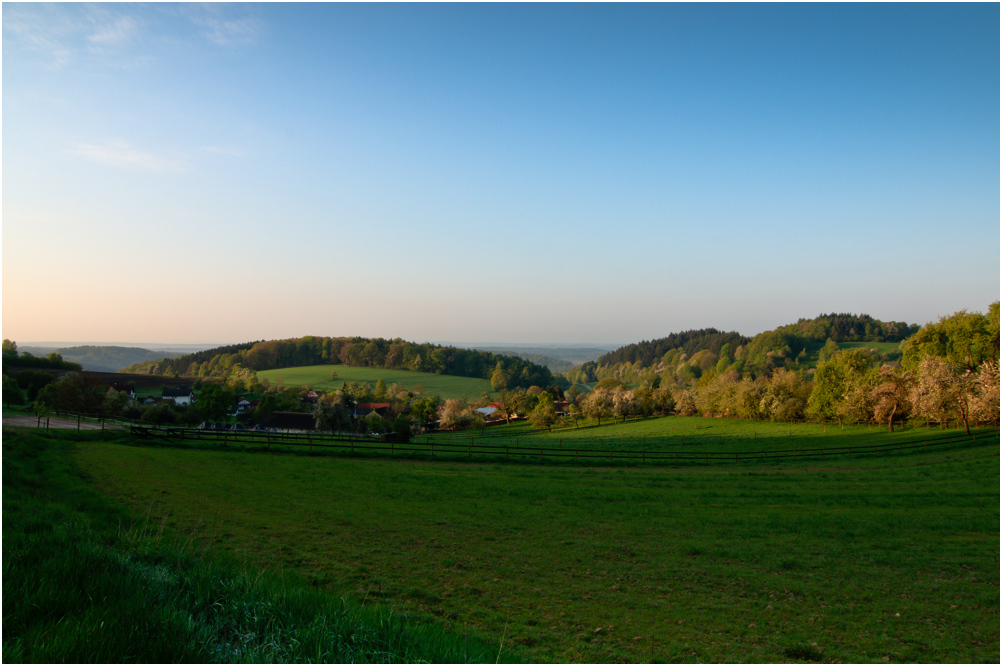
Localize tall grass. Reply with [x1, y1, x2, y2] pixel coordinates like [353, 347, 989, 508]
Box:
[2, 428, 521, 663]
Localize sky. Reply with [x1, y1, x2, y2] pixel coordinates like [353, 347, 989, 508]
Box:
[3, 3, 999, 347]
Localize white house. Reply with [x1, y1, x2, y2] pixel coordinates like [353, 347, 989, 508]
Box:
[162, 386, 194, 407]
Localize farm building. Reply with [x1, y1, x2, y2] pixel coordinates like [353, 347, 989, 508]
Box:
[110, 383, 136, 397]
[162, 385, 194, 406]
[258, 411, 315, 432]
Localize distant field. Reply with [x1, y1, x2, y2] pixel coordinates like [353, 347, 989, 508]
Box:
[798, 340, 904, 369]
[75, 432, 1000, 663]
[257, 365, 493, 400]
[838, 341, 903, 354]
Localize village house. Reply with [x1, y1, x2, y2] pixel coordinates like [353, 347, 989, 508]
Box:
[110, 383, 136, 398]
[354, 402, 390, 418]
[162, 385, 194, 406]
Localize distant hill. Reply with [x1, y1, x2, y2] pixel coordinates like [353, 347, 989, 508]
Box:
[19, 345, 185, 373]
[120, 336, 558, 390]
[471, 346, 611, 369]
[566, 313, 920, 387]
[595, 330, 750, 368]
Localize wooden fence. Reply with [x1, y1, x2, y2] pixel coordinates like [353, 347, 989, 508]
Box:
[127, 424, 998, 466]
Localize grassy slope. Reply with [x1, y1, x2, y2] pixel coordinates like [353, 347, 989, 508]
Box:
[257, 364, 494, 400]
[2, 428, 521, 663]
[73, 431, 1000, 663]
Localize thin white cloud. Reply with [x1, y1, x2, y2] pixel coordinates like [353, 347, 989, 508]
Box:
[86, 15, 138, 47]
[3, 4, 262, 68]
[69, 142, 187, 173]
[179, 5, 262, 47]
[3, 4, 78, 67]
[200, 16, 261, 47]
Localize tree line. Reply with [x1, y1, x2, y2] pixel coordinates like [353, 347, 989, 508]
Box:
[2, 339, 82, 372]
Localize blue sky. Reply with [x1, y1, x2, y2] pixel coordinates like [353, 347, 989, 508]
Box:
[3, 3, 998, 346]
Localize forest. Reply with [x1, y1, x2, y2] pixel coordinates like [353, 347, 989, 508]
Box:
[568, 313, 921, 387]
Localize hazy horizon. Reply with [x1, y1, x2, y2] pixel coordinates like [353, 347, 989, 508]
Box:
[15, 340, 624, 352]
[4, 4, 998, 345]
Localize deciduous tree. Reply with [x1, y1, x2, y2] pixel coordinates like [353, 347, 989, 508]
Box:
[807, 349, 870, 426]
[581, 387, 613, 425]
[314, 399, 352, 434]
[871, 367, 913, 432]
[902, 303, 1000, 372]
[491, 366, 509, 391]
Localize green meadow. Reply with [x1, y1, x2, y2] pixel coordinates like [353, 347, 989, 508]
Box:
[60, 424, 1000, 663]
[2, 428, 521, 663]
[256, 364, 494, 400]
[429, 415, 982, 456]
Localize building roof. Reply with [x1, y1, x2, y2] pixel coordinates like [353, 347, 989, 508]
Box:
[259, 411, 315, 431]
[162, 386, 193, 398]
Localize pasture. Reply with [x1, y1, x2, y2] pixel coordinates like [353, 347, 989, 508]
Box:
[72, 426, 1000, 663]
[3, 428, 518, 663]
[425, 415, 991, 466]
[256, 364, 494, 400]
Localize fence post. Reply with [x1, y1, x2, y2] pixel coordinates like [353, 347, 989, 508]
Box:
[77, 414, 81, 432]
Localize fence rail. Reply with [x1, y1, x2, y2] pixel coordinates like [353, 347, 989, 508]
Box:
[7, 408, 995, 466]
[125, 423, 998, 466]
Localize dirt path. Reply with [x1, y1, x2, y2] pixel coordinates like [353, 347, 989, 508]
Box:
[2, 416, 123, 431]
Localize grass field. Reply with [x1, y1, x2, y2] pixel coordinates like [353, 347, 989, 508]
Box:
[837, 341, 903, 355]
[429, 414, 989, 458]
[70, 426, 1000, 663]
[257, 365, 494, 400]
[796, 341, 904, 370]
[3, 428, 521, 663]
